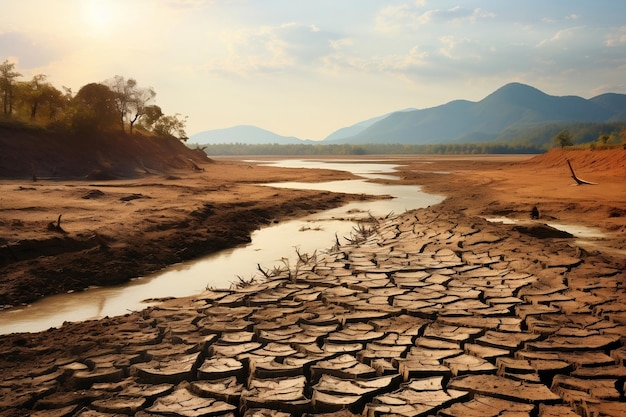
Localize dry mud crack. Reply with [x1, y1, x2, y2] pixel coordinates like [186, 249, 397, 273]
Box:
[1, 206, 625, 417]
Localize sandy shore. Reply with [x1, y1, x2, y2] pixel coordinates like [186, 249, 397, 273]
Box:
[1, 150, 625, 416]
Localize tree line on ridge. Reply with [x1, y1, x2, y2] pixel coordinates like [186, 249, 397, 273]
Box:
[0, 59, 187, 140]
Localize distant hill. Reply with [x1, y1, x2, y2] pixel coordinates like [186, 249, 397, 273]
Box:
[323, 108, 416, 142]
[589, 93, 626, 120]
[189, 125, 315, 145]
[329, 83, 626, 144]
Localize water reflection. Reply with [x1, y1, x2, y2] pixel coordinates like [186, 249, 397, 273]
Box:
[485, 217, 605, 238]
[248, 159, 401, 180]
[0, 159, 443, 334]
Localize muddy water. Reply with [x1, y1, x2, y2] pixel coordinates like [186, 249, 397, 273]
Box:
[0, 159, 443, 334]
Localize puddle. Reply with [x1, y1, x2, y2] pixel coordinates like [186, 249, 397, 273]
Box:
[485, 217, 606, 238]
[546, 223, 605, 239]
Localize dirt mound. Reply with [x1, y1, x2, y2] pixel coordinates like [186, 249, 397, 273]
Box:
[522, 148, 626, 177]
[0, 124, 212, 179]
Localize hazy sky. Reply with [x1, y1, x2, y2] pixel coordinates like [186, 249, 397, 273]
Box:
[2, 1, 626, 139]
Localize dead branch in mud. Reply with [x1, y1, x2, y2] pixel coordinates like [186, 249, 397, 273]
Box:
[257, 263, 271, 279]
[47, 214, 66, 233]
[567, 159, 597, 185]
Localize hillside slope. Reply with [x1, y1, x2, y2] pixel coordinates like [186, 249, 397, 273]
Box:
[0, 125, 211, 179]
[522, 147, 626, 175]
[323, 108, 416, 142]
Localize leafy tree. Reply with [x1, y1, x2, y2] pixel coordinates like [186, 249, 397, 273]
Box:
[0, 59, 192, 141]
[153, 113, 188, 141]
[104, 75, 156, 134]
[0, 59, 22, 116]
[138, 104, 163, 131]
[128, 86, 156, 134]
[71, 83, 119, 133]
[552, 130, 573, 148]
[598, 133, 615, 145]
[44, 85, 72, 121]
[18, 74, 64, 120]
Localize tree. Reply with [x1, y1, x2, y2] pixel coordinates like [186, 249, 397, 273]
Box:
[597, 133, 616, 146]
[153, 113, 188, 141]
[0, 59, 22, 116]
[129, 86, 156, 135]
[71, 83, 119, 133]
[43, 85, 71, 121]
[18, 74, 60, 120]
[552, 130, 573, 148]
[138, 104, 163, 131]
[104, 75, 156, 134]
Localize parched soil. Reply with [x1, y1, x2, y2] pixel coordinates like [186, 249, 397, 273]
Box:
[0, 148, 625, 416]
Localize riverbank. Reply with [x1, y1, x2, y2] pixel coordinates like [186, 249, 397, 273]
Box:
[0, 159, 378, 308]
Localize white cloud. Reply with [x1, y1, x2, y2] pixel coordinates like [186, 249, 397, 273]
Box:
[376, 4, 494, 33]
[438, 35, 470, 59]
[536, 26, 586, 48]
[471, 8, 496, 21]
[375, 4, 419, 33]
[200, 22, 339, 77]
[605, 26, 626, 46]
[378, 46, 429, 72]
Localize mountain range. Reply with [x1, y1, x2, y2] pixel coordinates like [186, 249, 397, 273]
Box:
[189, 83, 626, 145]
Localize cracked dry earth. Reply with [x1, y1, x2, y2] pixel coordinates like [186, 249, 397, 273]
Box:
[1, 206, 625, 417]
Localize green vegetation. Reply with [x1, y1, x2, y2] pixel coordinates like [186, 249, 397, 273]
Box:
[552, 130, 574, 148]
[0, 59, 188, 140]
[198, 142, 543, 156]
[197, 121, 626, 155]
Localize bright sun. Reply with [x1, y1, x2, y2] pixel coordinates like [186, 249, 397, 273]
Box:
[83, 0, 114, 34]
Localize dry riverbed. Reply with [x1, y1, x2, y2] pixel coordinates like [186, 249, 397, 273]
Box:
[0, 150, 625, 416]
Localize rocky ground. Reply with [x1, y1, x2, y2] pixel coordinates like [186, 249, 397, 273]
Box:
[0, 149, 625, 416]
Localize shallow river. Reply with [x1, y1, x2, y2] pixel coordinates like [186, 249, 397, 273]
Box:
[0, 158, 444, 334]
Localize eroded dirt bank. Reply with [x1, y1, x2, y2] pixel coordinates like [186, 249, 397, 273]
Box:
[0, 160, 376, 307]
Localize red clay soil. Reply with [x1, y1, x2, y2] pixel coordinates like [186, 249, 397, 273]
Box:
[523, 147, 626, 175]
[393, 149, 626, 237]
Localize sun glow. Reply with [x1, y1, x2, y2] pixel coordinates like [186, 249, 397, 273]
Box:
[83, 0, 114, 34]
